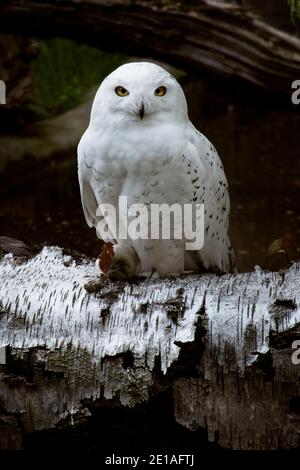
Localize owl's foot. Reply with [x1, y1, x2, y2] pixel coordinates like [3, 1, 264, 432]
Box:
[141, 269, 183, 280]
[139, 269, 160, 281]
[99, 243, 141, 281]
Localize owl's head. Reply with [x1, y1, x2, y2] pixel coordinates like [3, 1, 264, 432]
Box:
[90, 62, 188, 127]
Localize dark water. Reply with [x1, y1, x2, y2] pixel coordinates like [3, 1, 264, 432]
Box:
[1, 74, 300, 272]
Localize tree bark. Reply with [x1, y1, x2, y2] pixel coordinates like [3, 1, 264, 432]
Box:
[0, 238, 300, 450]
[0, 1, 299, 94]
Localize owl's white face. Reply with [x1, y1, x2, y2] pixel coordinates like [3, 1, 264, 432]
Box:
[91, 62, 188, 126]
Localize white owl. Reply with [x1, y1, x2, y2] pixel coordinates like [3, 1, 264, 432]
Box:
[78, 62, 235, 279]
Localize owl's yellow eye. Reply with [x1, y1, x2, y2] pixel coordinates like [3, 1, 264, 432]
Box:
[115, 86, 129, 97]
[154, 86, 166, 97]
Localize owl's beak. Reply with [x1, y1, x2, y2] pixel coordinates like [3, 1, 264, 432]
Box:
[139, 103, 145, 120]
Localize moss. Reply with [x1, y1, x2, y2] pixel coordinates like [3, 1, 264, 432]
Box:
[288, 0, 300, 23]
[30, 38, 125, 118]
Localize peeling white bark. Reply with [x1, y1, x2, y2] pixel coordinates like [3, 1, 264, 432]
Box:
[0, 247, 200, 372]
[0, 246, 299, 449]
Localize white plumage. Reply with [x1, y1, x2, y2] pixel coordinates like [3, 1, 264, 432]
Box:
[78, 62, 235, 278]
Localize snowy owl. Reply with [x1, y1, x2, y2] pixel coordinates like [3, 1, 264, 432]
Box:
[78, 62, 235, 279]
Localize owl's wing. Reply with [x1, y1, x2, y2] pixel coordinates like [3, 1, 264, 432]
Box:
[187, 126, 236, 273]
[77, 130, 118, 242]
[79, 178, 98, 229]
[78, 134, 98, 229]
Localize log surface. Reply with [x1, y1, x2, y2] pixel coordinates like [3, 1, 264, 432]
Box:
[0, 242, 300, 450]
[0, 0, 299, 94]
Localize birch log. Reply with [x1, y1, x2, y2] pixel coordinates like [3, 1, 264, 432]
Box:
[0, 0, 299, 94]
[0, 241, 300, 450]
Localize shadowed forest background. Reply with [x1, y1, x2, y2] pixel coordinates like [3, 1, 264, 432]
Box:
[0, 0, 300, 273]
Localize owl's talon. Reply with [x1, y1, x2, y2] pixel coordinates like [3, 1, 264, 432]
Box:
[101, 244, 141, 281]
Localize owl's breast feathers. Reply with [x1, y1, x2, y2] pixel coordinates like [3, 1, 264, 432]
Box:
[78, 120, 235, 273]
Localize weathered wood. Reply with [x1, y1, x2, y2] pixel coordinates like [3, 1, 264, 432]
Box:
[0, 236, 37, 259]
[0, 1, 299, 94]
[0, 240, 300, 450]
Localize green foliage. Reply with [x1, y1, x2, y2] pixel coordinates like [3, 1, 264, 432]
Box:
[288, 0, 300, 23]
[31, 38, 124, 118]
